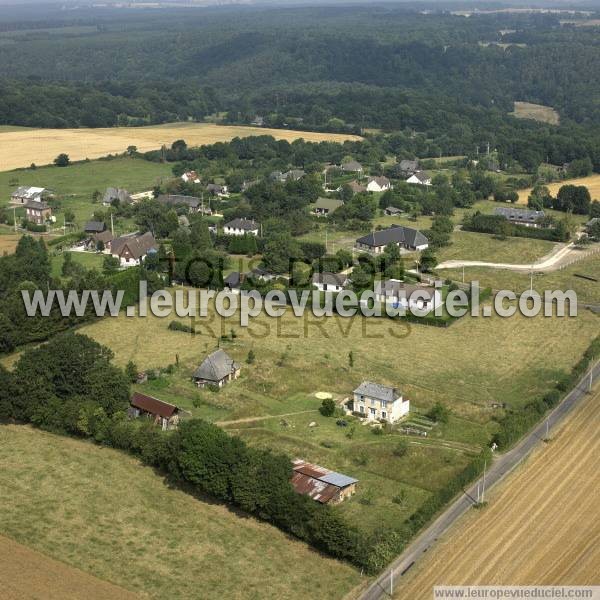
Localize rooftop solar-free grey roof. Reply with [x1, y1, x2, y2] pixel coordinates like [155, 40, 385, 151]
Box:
[494, 207, 545, 222]
[356, 225, 428, 249]
[353, 380, 400, 402]
[319, 472, 359, 488]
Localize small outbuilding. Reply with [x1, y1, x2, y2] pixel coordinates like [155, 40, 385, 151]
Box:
[291, 459, 358, 504]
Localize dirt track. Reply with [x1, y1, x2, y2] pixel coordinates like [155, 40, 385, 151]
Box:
[394, 388, 600, 598]
[0, 534, 139, 600]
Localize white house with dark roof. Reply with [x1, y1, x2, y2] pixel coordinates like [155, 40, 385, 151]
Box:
[192, 349, 241, 388]
[406, 171, 432, 186]
[351, 381, 410, 423]
[312, 272, 349, 293]
[110, 231, 157, 267]
[223, 218, 260, 236]
[366, 176, 391, 193]
[373, 279, 442, 314]
[355, 225, 429, 254]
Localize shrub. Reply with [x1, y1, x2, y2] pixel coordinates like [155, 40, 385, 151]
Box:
[168, 320, 195, 334]
[393, 439, 409, 457]
[428, 402, 450, 424]
[319, 398, 336, 417]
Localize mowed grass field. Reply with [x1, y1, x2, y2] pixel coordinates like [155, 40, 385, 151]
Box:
[0, 534, 137, 600]
[437, 231, 556, 264]
[76, 304, 599, 533]
[518, 173, 600, 204]
[0, 425, 362, 600]
[0, 122, 361, 172]
[394, 386, 600, 598]
[510, 101, 560, 125]
[441, 251, 600, 303]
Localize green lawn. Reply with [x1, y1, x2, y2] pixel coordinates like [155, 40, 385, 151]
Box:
[0, 157, 172, 226]
[51, 251, 106, 278]
[438, 231, 556, 264]
[0, 425, 362, 600]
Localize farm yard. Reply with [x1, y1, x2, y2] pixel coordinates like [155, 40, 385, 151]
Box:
[0, 425, 362, 600]
[0, 123, 361, 172]
[394, 385, 600, 598]
[77, 301, 600, 534]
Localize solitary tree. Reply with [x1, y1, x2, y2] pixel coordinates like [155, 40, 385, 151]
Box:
[54, 153, 70, 167]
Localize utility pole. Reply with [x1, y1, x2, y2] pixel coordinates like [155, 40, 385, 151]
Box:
[63, 215, 66, 236]
[530, 270, 534, 293]
[590, 369, 594, 393]
[110, 212, 114, 237]
[390, 566, 394, 596]
[545, 418, 549, 440]
[462, 265, 465, 284]
[325, 228, 328, 253]
[13, 206, 17, 232]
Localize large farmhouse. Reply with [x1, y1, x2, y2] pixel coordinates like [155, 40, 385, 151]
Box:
[291, 459, 358, 504]
[157, 194, 207, 214]
[355, 225, 429, 254]
[350, 381, 410, 423]
[193, 349, 240, 388]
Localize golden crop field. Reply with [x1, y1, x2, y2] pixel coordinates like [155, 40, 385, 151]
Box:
[0, 123, 361, 172]
[518, 173, 600, 204]
[510, 101, 560, 125]
[394, 387, 600, 599]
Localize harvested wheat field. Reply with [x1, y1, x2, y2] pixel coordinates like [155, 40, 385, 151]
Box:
[0, 534, 138, 600]
[394, 387, 600, 599]
[518, 173, 600, 204]
[0, 123, 361, 172]
[0, 233, 21, 255]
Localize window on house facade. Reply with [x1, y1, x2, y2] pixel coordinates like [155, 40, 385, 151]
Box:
[370, 408, 376, 415]
[382, 411, 387, 419]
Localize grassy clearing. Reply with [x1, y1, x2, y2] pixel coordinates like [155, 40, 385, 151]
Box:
[50, 251, 106, 277]
[0, 122, 361, 172]
[518, 173, 600, 204]
[510, 101, 560, 125]
[72, 300, 600, 534]
[0, 425, 362, 600]
[441, 251, 600, 303]
[438, 231, 556, 264]
[0, 157, 172, 225]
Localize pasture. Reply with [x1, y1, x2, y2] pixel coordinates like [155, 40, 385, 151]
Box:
[0, 123, 361, 172]
[77, 301, 600, 533]
[441, 250, 600, 304]
[394, 385, 600, 598]
[510, 101, 560, 125]
[518, 173, 600, 204]
[0, 425, 362, 600]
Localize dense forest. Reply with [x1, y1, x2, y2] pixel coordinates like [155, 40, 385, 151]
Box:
[1, 4, 600, 168]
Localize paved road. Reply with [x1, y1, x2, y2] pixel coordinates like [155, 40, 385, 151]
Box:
[359, 360, 600, 600]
